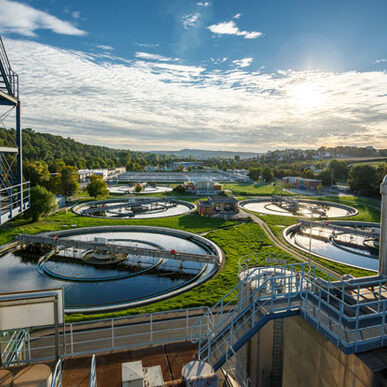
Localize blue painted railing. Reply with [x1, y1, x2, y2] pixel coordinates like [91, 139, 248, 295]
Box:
[192, 260, 387, 370]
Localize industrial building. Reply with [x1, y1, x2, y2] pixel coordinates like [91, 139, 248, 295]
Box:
[184, 179, 222, 195]
[282, 176, 322, 191]
[197, 196, 239, 216]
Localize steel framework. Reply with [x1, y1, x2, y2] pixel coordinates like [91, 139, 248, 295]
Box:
[191, 258, 387, 372]
[0, 35, 30, 225]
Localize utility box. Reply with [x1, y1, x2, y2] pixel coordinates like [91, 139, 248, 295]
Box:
[182, 361, 218, 387]
[143, 366, 164, 387]
[122, 361, 144, 387]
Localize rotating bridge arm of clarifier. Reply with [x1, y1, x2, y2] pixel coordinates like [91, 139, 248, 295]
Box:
[14, 233, 220, 265]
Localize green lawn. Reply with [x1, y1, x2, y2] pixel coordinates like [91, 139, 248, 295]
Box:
[67, 222, 297, 322]
[0, 210, 236, 246]
[223, 183, 291, 196]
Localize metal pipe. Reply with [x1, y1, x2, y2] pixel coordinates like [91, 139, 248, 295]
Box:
[379, 175, 387, 275]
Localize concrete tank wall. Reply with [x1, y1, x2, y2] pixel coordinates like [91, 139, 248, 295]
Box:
[282, 316, 382, 386]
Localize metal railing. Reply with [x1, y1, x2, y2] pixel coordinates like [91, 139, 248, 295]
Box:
[192, 261, 387, 370]
[51, 358, 62, 387]
[1, 329, 30, 366]
[0, 35, 19, 98]
[0, 181, 30, 224]
[16, 232, 218, 265]
[89, 354, 97, 387]
[0, 307, 209, 366]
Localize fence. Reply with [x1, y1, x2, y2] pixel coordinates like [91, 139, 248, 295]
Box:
[0, 307, 210, 366]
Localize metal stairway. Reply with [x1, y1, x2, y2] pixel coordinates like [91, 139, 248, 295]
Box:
[191, 262, 387, 375]
[0, 34, 30, 224]
[0, 35, 18, 99]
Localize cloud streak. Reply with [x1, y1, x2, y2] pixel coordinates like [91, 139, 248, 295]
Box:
[3, 39, 387, 151]
[233, 58, 253, 68]
[208, 20, 262, 39]
[0, 0, 86, 37]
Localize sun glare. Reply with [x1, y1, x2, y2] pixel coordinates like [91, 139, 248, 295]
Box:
[289, 82, 328, 111]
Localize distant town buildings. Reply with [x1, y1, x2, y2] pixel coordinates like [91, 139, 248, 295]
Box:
[282, 176, 322, 191]
[171, 161, 202, 171]
[77, 167, 125, 182]
[197, 196, 239, 216]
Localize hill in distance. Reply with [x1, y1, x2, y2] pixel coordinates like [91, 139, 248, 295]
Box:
[150, 148, 259, 160]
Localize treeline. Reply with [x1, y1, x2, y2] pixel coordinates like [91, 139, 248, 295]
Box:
[0, 128, 177, 171]
[246, 160, 387, 197]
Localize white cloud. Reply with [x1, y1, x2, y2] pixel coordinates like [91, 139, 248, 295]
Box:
[197, 2, 210, 7]
[97, 45, 114, 51]
[135, 42, 160, 48]
[135, 52, 178, 62]
[208, 20, 262, 39]
[182, 13, 200, 29]
[376, 59, 387, 64]
[233, 13, 242, 19]
[3, 39, 387, 151]
[71, 11, 81, 19]
[233, 58, 253, 68]
[0, 0, 86, 37]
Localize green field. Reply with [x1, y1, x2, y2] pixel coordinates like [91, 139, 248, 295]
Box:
[67, 222, 298, 322]
[223, 183, 291, 196]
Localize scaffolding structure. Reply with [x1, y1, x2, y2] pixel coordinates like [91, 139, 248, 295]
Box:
[0, 35, 30, 224]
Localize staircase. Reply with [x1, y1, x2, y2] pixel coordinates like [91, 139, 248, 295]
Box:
[0, 35, 18, 99]
[191, 262, 387, 379]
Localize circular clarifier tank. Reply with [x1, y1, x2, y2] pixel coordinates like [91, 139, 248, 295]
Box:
[0, 226, 222, 313]
[72, 197, 196, 219]
[107, 185, 173, 195]
[283, 221, 380, 271]
[239, 197, 358, 218]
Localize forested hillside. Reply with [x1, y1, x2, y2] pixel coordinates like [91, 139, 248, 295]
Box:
[0, 128, 174, 170]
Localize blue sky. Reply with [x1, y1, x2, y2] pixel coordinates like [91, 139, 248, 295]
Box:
[0, 0, 386, 151]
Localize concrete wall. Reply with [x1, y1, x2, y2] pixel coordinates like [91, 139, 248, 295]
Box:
[237, 321, 274, 387]
[282, 316, 376, 387]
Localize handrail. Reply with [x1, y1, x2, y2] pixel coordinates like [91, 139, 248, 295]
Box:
[51, 358, 62, 387]
[89, 354, 97, 387]
[0, 35, 18, 97]
[194, 261, 387, 367]
[1, 329, 29, 365]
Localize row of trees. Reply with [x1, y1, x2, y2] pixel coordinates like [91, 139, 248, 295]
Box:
[246, 159, 386, 197]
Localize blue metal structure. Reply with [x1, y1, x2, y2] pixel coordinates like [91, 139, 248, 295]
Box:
[0, 35, 30, 224]
[191, 256, 387, 371]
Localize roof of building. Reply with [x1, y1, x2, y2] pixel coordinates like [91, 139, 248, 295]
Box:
[208, 196, 238, 203]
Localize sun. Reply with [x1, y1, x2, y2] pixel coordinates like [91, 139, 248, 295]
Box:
[288, 82, 327, 111]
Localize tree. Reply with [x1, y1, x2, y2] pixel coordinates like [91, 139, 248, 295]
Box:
[26, 185, 57, 221]
[86, 175, 109, 198]
[328, 160, 348, 181]
[24, 161, 50, 187]
[262, 167, 274, 183]
[247, 167, 261, 181]
[318, 170, 334, 186]
[302, 168, 315, 179]
[135, 182, 143, 192]
[60, 166, 79, 196]
[348, 165, 379, 196]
